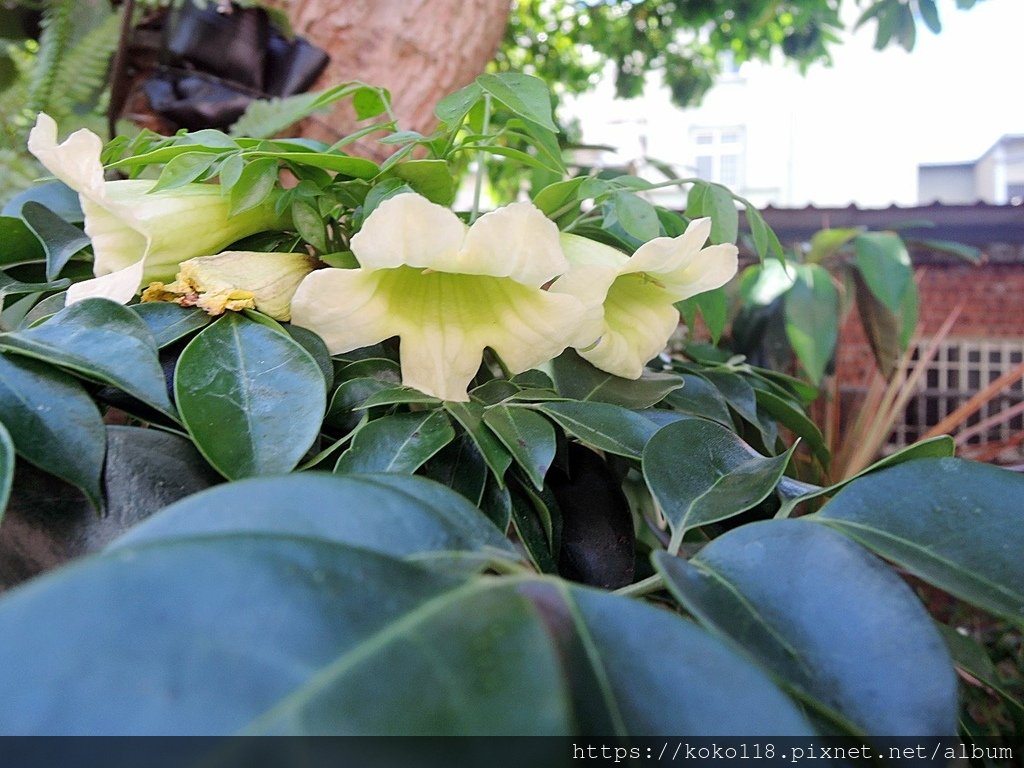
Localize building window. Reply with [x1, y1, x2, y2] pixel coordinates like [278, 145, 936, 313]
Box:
[887, 339, 1024, 455]
[691, 127, 745, 188]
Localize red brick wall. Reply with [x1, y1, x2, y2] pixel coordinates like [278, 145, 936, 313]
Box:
[836, 264, 1024, 387]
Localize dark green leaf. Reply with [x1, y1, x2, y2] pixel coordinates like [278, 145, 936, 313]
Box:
[174, 314, 326, 479]
[0, 420, 14, 522]
[483, 405, 556, 490]
[130, 303, 211, 348]
[907, 237, 982, 264]
[359, 385, 440, 409]
[0, 298, 174, 419]
[937, 624, 1023, 716]
[807, 227, 859, 264]
[1, 181, 82, 221]
[509, 475, 561, 572]
[444, 401, 512, 484]
[663, 374, 733, 427]
[644, 419, 795, 549]
[551, 349, 683, 408]
[19, 203, 89, 281]
[686, 182, 738, 244]
[113, 472, 514, 560]
[421, 433, 489, 508]
[744, 203, 783, 262]
[853, 231, 912, 313]
[335, 411, 455, 474]
[0, 273, 71, 304]
[0, 216, 45, 268]
[0, 354, 104, 511]
[776, 435, 954, 517]
[477, 73, 557, 131]
[853, 267, 903, 379]
[679, 286, 728, 343]
[655, 520, 957, 737]
[539, 401, 660, 459]
[784, 263, 838, 385]
[230, 158, 279, 215]
[812, 458, 1024, 624]
[754, 389, 829, 468]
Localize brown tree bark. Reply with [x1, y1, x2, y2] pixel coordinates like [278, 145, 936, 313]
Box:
[279, 0, 511, 155]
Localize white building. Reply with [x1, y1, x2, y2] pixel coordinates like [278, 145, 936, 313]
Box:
[919, 136, 1024, 205]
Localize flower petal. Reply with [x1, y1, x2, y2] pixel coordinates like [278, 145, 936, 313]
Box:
[459, 201, 568, 286]
[292, 266, 586, 401]
[66, 259, 146, 305]
[621, 217, 714, 277]
[349, 193, 465, 272]
[577, 274, 680, 379]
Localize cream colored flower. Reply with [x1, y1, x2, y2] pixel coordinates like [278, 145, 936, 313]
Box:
[27, 113, 286, 305]
[142, 251, 318, 320]
[290, 192, 590, 402]
[552, 218, 739, 378]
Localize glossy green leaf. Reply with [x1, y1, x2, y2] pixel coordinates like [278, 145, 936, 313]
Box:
[229, 158, 279, 215]
[150, 152, 221, 193]
[807, 227, 859, 264]
[334, 411, 455, 475]
[434, 81, 483, 125]
[0, 216, 45, 267]
[325, 377, 390, 434]
[130, 303, 212, 348]
[744, 203, 783, 262]
[291, 198, 327, 252]
[174, 313, 326, 479]
[784, 264, 838, 385]
[644, 419, 795, 550]
[0, 298, 174, 419]
[853, 231, 912, 313]
[0, 273, 70, 304]
[812, 458, 1024, 624]
[938, 624, 1023, 716]
[285, 325, 333, 390]
[686, 181, 738, 244]
[509, 477, 561, 573]
[0, 353, 104, 511]
[359, 385, 440, 409]
[663, 374, 733, 427]
[754, 389, 829, 468]
[444, 401, 513, 484]
[2, 181, 82, 222]
[694, 286, 729, 343]
[776, 435, 954, 517]
[242, 151, 378, 179]
[0, 420, 14, 523]
[483, 405, 556, 490]
[111, 472, 514, 560]
[655, 520, 958, 737]
[19, 203, 90, 281]
[539, 401, 660, 459]
[421, 433, 489, 508]
[390, 160, 456, 205]
[551, 349, 683, 408]
[611, 191, 659, 242]
[532, 177, 586, 217]
[476, 73, 557, 131]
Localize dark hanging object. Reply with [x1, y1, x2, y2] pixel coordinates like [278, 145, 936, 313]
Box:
[549, 442, 636, 590]
[110, 1, 329, 135]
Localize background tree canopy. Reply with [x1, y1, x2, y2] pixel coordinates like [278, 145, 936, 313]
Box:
[496, 0, 986, 107]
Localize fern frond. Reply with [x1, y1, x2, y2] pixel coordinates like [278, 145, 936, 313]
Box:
[26, 0, 75, 115]
[51, 10, 121, 118]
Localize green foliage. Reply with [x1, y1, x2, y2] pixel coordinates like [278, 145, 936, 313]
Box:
[0, 71, 1019, 745]
[497, 0, 979, 108]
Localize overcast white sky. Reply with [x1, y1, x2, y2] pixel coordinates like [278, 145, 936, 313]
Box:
[567, 0, 1023, 206]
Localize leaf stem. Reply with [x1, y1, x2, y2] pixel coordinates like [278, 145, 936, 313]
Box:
[469, 93, 492, 224]
[613, 574, 665, 598]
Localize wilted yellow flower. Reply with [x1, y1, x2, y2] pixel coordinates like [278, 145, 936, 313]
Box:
[142, 251, 318, 320]
[552, 218, 739, 378]
[290, 192, 590, 402]
[27, 113, 286, 305]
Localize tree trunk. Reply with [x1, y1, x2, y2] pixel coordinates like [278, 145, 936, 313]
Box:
[279, 0, 511, 155]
